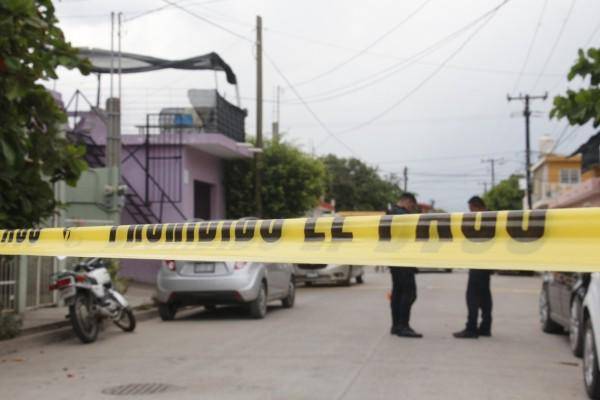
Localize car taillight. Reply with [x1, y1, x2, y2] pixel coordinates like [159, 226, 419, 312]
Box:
[165, 260, 176, 271]
[75, 275, 86, 283]
[234, 262, 248, 270]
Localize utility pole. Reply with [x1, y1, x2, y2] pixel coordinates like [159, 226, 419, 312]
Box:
[403, 166, 408, 192]
[272, 85, 281, 143]
[507, 92, 547, 209]
[480, 181, 488, 194]
[254, 15, 263, 218]
[106, 11, 122, 225]
[481, 157, 504, 188]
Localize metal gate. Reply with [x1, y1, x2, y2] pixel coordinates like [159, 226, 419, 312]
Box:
[26, 256, 56, 309]
[0, 257, 17, 312]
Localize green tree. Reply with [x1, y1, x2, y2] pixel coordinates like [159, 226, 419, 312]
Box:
[321, 155, 403, 211]
[483, 175, 524, 211]
[224, 140, 325, 219]
[550, 47, 600, 127]
[0, 0, 90, 229]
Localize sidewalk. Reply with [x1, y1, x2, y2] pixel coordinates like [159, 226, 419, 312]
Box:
[19, 282, 156, 334]
[0, 282, 158, 356]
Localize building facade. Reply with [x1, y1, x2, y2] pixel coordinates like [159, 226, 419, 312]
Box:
[550, 132, 600, 208]
[68, 89, 254, 283]
[530, 153, 582, 209]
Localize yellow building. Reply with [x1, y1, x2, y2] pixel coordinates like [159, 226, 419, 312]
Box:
[531, 153, 582, 209]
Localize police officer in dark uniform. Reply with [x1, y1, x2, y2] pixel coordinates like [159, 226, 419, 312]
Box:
[389, 193, 423, 338]
[453, 196, 493, 339]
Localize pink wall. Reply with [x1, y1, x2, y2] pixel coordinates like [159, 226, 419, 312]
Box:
[550, 177, 600, 208]
[182, 147, 226, 220]
[119, 146, 226, 283]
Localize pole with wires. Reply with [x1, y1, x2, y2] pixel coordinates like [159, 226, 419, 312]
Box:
[272, 86, 280, 143]
[255, 15, 263, 218]
[507, 92, 548, 209]
[118, 12, 122, 101]
[481, 157, 504, 188]
[110, 11, 114, 98]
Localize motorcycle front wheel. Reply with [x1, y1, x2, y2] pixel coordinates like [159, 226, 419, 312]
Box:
[113, 307, 136, 332]
[69, 292, 99, 344]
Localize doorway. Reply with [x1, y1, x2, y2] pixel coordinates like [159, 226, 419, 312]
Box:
[194, 180, 212, 220]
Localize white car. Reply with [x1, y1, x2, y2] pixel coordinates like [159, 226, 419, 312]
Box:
[294, 264, 364, 286]
[582, 272, 600, 398]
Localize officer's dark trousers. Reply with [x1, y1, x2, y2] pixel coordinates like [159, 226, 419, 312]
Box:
[390, 268, 417, 328]
[466, 269, 492, 332]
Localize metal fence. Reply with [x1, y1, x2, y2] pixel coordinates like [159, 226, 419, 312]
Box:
[26, 256, 55, 309]
[0, 257, 17, 312]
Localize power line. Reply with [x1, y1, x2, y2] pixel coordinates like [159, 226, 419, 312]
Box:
[585, 19, 600, 46]
[264, 52, 359, 157]
[292, 0, 433, 87]
[531, 0, 577, 91]
[284, 4, 510, 106]
[335, 0, 510, 136]
[161, 0, 253, 43]
[546, 15, 600, 95]
[554, 126, 582, 151]
[265, 25, 562, 78]
[375, 150, 520, 165]
[409, 171, 488, 178]
[512, 0, 548, 93]
[124, 0, 231, 22]
[550, 123, 570, 152]
[164, 0, 358, 156]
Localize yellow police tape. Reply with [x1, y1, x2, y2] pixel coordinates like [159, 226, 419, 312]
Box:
[0, 208, 598, 272]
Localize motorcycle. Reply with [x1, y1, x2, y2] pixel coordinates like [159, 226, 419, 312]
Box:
[49, 258, 136, 343]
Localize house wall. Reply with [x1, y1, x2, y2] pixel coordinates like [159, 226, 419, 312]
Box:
[546, 159, 581, 183]
[182, 147, 226, 220]
[531, 155, 582, 208]
[119, 145, 226, 283]
[550, 177, 600, 208]
[120, 144, 187, 224]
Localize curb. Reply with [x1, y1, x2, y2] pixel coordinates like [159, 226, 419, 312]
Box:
[0, 305, 158, 357]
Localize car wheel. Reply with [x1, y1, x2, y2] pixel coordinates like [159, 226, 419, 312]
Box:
[539, 284, 562, 333]
[305, 281, 313, 287]
[249, 282, 267, 319]
[158, 303, 177, 321]
[282, 279, 295, 308]
[583, 319, 600, 399]
[570, 297, 584, 357]
[341, 267, 352, 287]
[356, 274, 364, 284]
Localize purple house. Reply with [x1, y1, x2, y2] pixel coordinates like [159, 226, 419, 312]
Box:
[69, 89, 254, 283]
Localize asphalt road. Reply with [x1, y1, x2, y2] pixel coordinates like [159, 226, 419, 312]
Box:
[0, 271, 588, 399]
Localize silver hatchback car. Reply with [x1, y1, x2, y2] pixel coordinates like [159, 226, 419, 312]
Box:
[156, 260, 295, 320]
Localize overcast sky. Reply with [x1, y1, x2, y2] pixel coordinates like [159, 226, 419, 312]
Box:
[51, 0, 600, 211]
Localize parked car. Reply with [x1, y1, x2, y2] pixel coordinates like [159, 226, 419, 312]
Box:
[295, 264, 364, 286]
[582, 273, 600, 399]
[156, 260, 296, 320]
[539, 272, 591, 356]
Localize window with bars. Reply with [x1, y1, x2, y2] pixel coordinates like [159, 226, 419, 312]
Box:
[559, 168, 580, 184]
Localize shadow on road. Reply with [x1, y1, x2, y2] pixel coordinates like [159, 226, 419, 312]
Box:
[172, 304, 287, 322]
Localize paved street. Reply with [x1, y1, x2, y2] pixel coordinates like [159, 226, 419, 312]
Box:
[0, 271, 587, 399]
